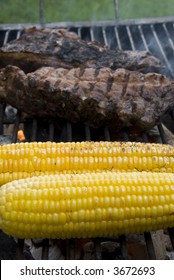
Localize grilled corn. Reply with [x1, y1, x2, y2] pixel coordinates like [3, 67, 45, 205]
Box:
[0, 171, 174, 238]
[0, 141, 174, 185]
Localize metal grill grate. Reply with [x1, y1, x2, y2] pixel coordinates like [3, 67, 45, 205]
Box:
[68, 22, 174, 78]
[0, 19, 174, 259]
[1, 18, 174, 77]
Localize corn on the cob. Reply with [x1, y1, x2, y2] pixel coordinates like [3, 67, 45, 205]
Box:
[0, 171, 174, 239]
[0, 141, 174, 185]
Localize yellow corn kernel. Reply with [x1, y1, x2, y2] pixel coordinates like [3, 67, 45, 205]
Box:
[1, 141, 174, 185]
[0, 171, 174, 239]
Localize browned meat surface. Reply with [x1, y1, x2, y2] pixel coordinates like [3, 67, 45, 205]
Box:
[0, 27, 161, 73]
[0, 65, 173, 133]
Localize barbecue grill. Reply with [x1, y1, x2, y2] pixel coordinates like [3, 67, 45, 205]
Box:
[0, 1, 174, 260]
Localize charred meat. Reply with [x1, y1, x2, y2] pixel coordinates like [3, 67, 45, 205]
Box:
[0, 65, 173, 133]
[0, 27, 161, 73]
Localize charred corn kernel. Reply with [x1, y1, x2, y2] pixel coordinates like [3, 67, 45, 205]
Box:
[1, 141, 174, 185]
[0, 171, 174, 239]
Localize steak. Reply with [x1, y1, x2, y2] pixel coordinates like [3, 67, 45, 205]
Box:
[0, 65, 173, 133]
[0, 27, 161, 73]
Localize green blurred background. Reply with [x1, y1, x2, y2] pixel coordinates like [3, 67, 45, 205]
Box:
[1, 0, 174, 24]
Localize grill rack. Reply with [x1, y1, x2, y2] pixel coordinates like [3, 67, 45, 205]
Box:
[1, 16, 174, 78]
[1, 18, 174, 259]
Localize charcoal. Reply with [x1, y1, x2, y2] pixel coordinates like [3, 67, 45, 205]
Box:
[0, 65, 174, 133]
[0, 27, 161, 73]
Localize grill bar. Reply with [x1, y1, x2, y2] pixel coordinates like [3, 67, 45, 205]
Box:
[41, 239, 49, 260]
[85, 125, 91, 140]
[48, 121, 54, 141]
[31, 119, 37, 142]
[3, 30, 10, 45]
[168, 228, 174, 249]
[126, 26, 136, 50]
[158, 124, 168, 144]
[39, 0, 45, 27]
[144, 232, 156, 260]
[94, 240, 102, 260]
[102, 27, 108, 46]
[119, 235, 128, 259]
[64, 240, 76, 260]
[150, 24, 173, 76]
[114, 0, 119, 20]
[163, 23, 174, 52]
[11, 113, 20, 143]
[15, 239, 25, 260]
[114, 26, 121, 49]
[16, 30, 21, 39]
[0, 104, 5, 134]
[137, 25, 149, 51]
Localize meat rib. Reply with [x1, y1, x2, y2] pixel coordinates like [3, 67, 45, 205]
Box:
[0, 65, 173, 133]
[0, 27, 161, 73]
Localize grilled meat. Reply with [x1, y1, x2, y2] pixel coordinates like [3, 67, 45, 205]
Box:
[0, 65, 173, 133]
[0, 27, 161, 73]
